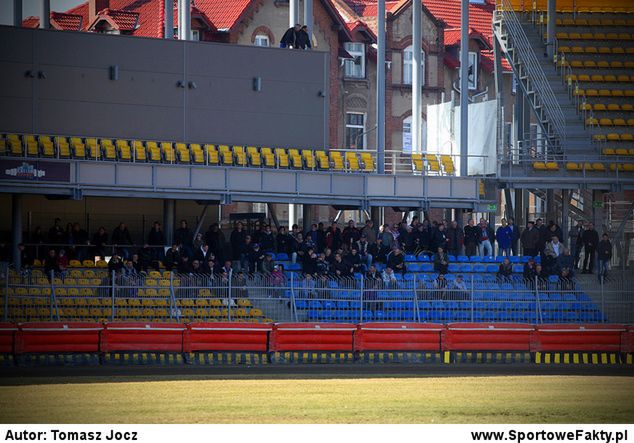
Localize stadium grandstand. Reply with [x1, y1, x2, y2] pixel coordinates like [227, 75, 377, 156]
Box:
[0, 0, 632, 339]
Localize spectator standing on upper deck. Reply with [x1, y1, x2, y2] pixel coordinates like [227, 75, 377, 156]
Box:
[230, 222, 247, 262]
[568, 220, 584, 270]
[296, 26, 312, 49]
[342, 220, 360, 251]
[92, 226, 108, 260]
[508, 217, 520, 256]
[478, 219, 495, 257]
[521, 221, 540, 258]
[280, 24, 301, 48]
[326, 222, 342, 251]
[259, 224, 276, 253]
[174, 220, 193, 258]
[581, 222, 599, 274]
[597, 233, 612, 282]
[496, 218, 513, 257]
[112, 222, 133, 259]
[446, 221, 464, 257]
[361, 220, 377, 245]
[147, 221, 165, 261]
[433, 247, 449, 274]
[48, 218, 65, 245]
[463, 219, 479, 257]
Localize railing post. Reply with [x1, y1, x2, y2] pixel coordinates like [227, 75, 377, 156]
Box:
[50, 270, 55, 321]
[3, 264, 9, 322]
[359, 277, 364, 323]
[169, 271, 174, 321]
[227, 269, 232, 321]
[600, 277, 605, 323]
[413, 274, 420, 323]
[534, 276, 541, 324]
[470, 274, 474, 322]
[111, 270, 116, 322]
[290, 272, 298, 322]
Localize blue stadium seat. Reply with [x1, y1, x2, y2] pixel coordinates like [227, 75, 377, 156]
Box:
[308, 310, 319, 320]
[495, 256, 505, 263]
[323, 300, 335, 309]
[295, 300, 308, 310]
[474, 264, 486, 273]
[336, 300, 349, 309]
[408, 263, 421, 272]
[457, 255, 469, 262]
[374, 310, 386, 320]
[308, 300, 322, 309]
[448, 263, 460, 272]
[521, 256, 531, 262]
[287, 263, 301, 271]
[421, 263, 434, 272]
[448, 255, 456, 262]
[276, 253, 289, 261]
[512, 264, 523, 273]
[483, 256, 495, 263]
[460, 264, 473, 273]
[548, 275, 559, 283]
[486, 264, 498, 273]
[469, 256, 481, 263]
[405, 254, 417, 262]
[510, 256, 521, 263]
[362, 310, 373, 321]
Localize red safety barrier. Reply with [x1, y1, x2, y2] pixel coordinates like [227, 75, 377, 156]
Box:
[0, 323, 18, 354]
[531, 324, 626, 352]
[442, 323, 534, 351]
[100, 322, 185, 352]
[355, 323, 443, 351]
[184, 322, 272, 352]
[15, 322, 103, 354]
[621, 326, 634, 354]
[270, 323, 356, 351]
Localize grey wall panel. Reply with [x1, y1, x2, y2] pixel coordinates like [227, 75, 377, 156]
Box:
[78, 163, 115, 184]
[262, 171, 295, 193]
[427, 178, 453, 197]
[0, 98, 34, 133]
[228, 169, 261, 191]
[367, 175, 395, 196]
[36, 29, 184, 73]
[332, 175, 364, 197]
[298, 174, 331, 195]
[190, 169, 226, 190]
[37, 100, 183, 140]
[0, 26, 326, 148]
[155, 166, 189, 188]
[116, 164, 152, 187]
[0, 27, 33, 63]
[394, 176, 424, 198]
[451, 179, 478, 199]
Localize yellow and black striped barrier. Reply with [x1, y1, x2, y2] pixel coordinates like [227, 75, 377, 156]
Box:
[534, 352, 620, 364]
[103, 352, 183, 365]
[359, 351, 441, 364]
[444, 351, 532, 364]
[188, 352, 269, 365]
[272, 351, 355, 364]
[16, 353, 100, 366]
[623, 353, 633, 364]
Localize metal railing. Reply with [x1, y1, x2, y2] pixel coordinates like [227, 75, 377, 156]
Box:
[495, 0, 567, 144]
[3, 267, 631, 325]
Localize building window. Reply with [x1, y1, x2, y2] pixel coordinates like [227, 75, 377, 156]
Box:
[254, 34, 270, 47]
[402, 115, 426, 154]
[192, 29, 200, 41]
[403, 45, 425, 86]
[343, 43, 365, 79]
[345, 113, 365, 149]
[460, 51, 479, 90]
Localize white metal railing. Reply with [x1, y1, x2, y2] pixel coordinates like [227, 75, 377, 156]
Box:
[495, 0, 567, 144]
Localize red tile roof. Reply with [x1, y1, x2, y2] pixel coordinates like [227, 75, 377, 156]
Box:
[91, 8, 140, 31]
[68, 0, 165, 37]
[443, 27, 490, 48]
[194, 0, 252, 30]
[21, 12, 84, 31]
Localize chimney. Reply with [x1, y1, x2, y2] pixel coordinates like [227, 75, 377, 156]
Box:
[89, 0, 109, 25]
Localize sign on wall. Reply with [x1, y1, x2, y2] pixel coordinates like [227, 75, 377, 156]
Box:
[1, 160, 70, 182]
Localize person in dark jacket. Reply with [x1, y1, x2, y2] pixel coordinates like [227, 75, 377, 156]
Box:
[296, 25, 312, 49]
[44, 249, 61, 279]
[431, 223, 448, 252]
[369, 237, 389, 264]
[147, 221, 165, 261]
[276, 226, 292, 255]
[463, 219, 480, 257]
[230, 222, 247, 261]
[477, 219, 495, 257]
[174, 220, 193, 258]
[534, 218, 547, 256]
[497, 257, 513, 282]
[523, 258, 536, 281]
[91, 226, 108, 260]
[555, 247, 574, 277]
[508, 217, 520, 256]
[581, 222, 599, 274]
[386, 248, 406, 275]
[164, 244, 181, 271]
[48, 218, 65, 244]
[344, 247, 364, 274]
[568, 220, 584, 269]
[342, 220, 360, 251]
[521, 221, 540, 257]
[433, 247, 449, 274]
[332, 253, 352, 278]
[597, 233, 612, 282]
[446, 221, 464, 257]
[326, 222, 342, 251]
[204, 223, 226, 262]
[414, 222, 431, 256]
[280, 24, 301, 48]
[546, 221, 563, 244]
[259, 225, 276, 253]
[112, 222, 133, 259]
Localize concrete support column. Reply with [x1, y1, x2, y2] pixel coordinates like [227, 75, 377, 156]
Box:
[376, 0, 386, 174]
[546, 0, 556, 59]
[39, 0, 50, 29]
[13, 0, 22, 27]
[370, 207, 383, 226]
[514, 189, 525, 226]
[164, 0, 174, 39]
[561, 189, 569, 246]
[302, 205, 313, 234]
[163, 199, 175, 246]
[546, 189, 555, 223]
[459, 0, 469, 176]
[303, 0, 313, 40]
[412, 0, 422, 155]
[289, 0, 299, 28]
[12, 194, 23, 270]
[178, 0, 190, 41]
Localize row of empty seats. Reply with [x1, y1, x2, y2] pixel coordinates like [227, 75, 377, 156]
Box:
[556, 32, 634, 40]
[559, 46, 634, 55]
[555, 17, 634, 26]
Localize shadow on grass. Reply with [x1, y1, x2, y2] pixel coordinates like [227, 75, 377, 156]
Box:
[1, 364, 633, 386]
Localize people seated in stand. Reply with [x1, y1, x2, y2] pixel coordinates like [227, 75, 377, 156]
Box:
[497, 257, 513, 281]
[433, 247, 449, 274]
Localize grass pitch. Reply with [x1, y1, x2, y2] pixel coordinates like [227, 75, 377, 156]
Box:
[1, 375, 633, 423]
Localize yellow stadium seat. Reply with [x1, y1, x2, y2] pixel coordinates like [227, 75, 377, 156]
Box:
[233, 146, 247, 166]
[114, 139, 131, 161]
[176, 144, 190, 164]
[161, 142, 175, 163]
[360, 152, 374, 172]
[132, 141, 147, 162]
[621, 134, 634, 141]
[533, 162, 547, 170]
[606, 133, 620, 141]
[345, 152, 361, 171]
[599, 118, 612, 126]
[566, 162, 582, 171]
[147, 141, 161, 162]
[24, 135, 38, 156]
[590, 75, 603, 83]
[578, 74, 591, 82]
[330, 151, 344, 170]
[101, 139, 116, 160]
[205, 144, 219, 165]
[57, 137, 71, 158]
[616, 148, 629, 156]
[603, 148, 616, 155]
[579, 103, 591, 112]
[606, 104, 620, 112]
[85, 138, 100, 159]
[614, 119, 626, 127]
[190, 144, 205, 164]
[40, 136, 55, 157]
[70, 137, 86, 158]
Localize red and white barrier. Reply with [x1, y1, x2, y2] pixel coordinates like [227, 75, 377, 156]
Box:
[355, 323, 443, 351]
[442, 323, 534, 351]
[0, 322, 18, 354]
[620, 326, 634, 354]
[531, 324, 626, 352]
[100, 322, 185, 352]
[184, 322, 272, 352]
[270, 323, 356, 352]
[15, 322, 103, 353]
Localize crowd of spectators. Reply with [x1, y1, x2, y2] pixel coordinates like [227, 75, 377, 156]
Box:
[4, 214, 613, 284]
